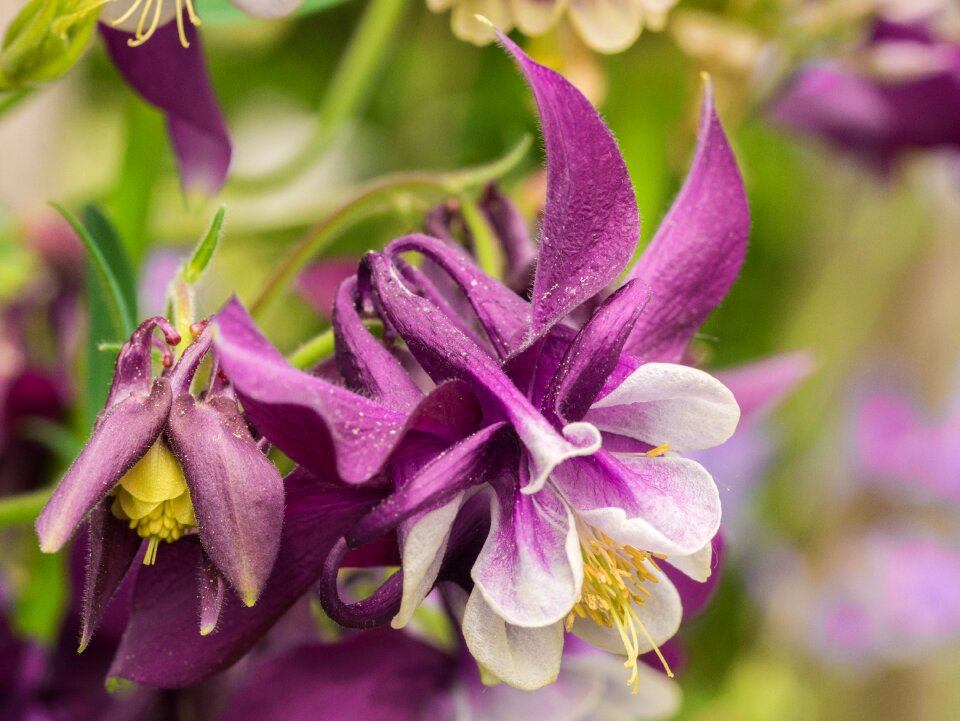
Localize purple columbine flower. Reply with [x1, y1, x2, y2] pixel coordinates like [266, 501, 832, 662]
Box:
[769, 17, 960, 172]
[35, 316, 285, 649]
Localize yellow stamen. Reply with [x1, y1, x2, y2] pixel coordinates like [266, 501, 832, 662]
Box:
[565, 526, 674, 693]
[108, 0, 202, 48]
[644, 444, 671, 458]
[111, 440, 197, 566]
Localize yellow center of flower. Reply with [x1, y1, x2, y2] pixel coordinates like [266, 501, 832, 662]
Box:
[110, 440, 197, 566]
[565, 525, 674, 693]
[109, 0, 201, 48]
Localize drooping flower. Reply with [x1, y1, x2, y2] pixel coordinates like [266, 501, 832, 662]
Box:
[769, 17, 960, 172]
[432, 0, 678, 54]
[35, 316, 285, 648]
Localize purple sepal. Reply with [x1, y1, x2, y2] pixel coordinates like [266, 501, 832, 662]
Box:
[623, 80, 748, 363]
[497, 32, 640, 343]
[198, 553, 226, 636]
[99, 19, 232, 198]
[663, 531, 724, 620]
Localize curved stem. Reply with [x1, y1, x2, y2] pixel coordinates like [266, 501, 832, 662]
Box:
[229, 0, 409, 193]
[248, 134, 532, 318]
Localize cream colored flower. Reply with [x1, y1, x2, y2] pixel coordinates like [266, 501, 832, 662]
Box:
[433, 0, 679, 53]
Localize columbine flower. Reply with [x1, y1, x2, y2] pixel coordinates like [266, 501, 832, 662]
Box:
[769, 17, 960, 172]
[433, 0, 678, 53]
[35, 316, 284, 648]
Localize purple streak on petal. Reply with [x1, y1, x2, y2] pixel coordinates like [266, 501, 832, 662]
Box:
[363, 251, 600, 493]
[348, 422, 513, 548]
[79, 500, 141, 651]
[385, 234, 530, 358]
[471, 477, 581, 627]
[497, 32, 639, 341]
[333, 275, 422, 411]
[552, 450, 721, 557]
[213, 297, 406, 484]
[216, 630, 451, 721]
[100, 20, 231, 197]
[198, 553, 226, 636]
[36, 379, 172, 553]
[480, 184, 538, 292]
[166, 393, 285, 605]
[663, 532, 724, 619]
[542, 279, 649, 425]
[109, 471, 384, 687]
[624, 80, 748, 363]
[297, 260, 359, 320]
[714, 352, 813, 421]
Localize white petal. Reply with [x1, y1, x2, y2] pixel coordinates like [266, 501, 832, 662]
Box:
[462, 588, 565, 690]
[229, 0, 303, 17]
[568, 0, 643, 54]
[510, 0, 565, 35]
[586, 362, 739, 451]
[668, 539, 713, 582]
[391, 494, 464, 629]
[450, 0, 514, 45]
[571, 569, 682, 654]
[582, 660, 681, 720]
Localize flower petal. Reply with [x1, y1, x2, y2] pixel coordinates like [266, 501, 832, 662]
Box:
[586, 362, 739, 451]
[511, 0, 564, 35]
[228, 0, 303, 19]
[552, 450, 721, 557]
[212, 297, 406, 484]
[166, 393, 285, 606]
[714, 352, 814, 420]
[542, 279, 649, 425]
[571, 567, 682, 654]
[462, 588, 564, 690]
[479, 184, 538, 292]
[333, 275, 422, 412]
[363, 252, 600, 493]
[568, 0, 643, 54]
[472, 482, 582, 627]
[100, 20, 231, 198]
[198, 552, 226, 636]
[108, 470, 385, 687]
[623, 79, 748, 363]
[663, 532, 723, 617]
[36, 379, 171, 553]
[575, 655, 681, 720]
[297, 260, 359, 320]
[79, 499, 142, 652]
[216, 630, 450, 721]
[497, 32, 640, 341]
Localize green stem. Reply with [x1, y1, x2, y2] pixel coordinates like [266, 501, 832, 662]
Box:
[0, 488, 52, 527]
[248, 134, 532, 318]
[286, 320, 382, 370]
[229, 0, 409, 193]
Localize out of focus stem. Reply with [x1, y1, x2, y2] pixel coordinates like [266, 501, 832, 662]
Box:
[229, 0, 409, 192]
[0, 489, 51, 527]
[248, 135, 532, 318]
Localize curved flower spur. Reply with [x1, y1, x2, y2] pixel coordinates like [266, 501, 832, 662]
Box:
[338, 32, 748, 690]
[35, 316, 285, 648]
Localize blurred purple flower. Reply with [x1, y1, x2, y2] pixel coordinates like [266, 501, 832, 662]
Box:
[770, 19, 960, 171]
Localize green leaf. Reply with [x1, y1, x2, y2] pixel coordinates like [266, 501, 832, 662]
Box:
[182, 205, 225, 284]
[199, 0, 352, 26]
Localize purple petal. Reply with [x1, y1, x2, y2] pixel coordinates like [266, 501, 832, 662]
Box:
[385, 234, 530, 358]
[479, 184, 537, 292]
[100, 20, 231, 197]
[471, 480, 582, 627]
[714, 352, 814, 421]
[333, 276, 422, 412]
[623, 79, 748, 362]
[497, 32, 639, 341]
[542, 279, 649, 424]
[198, 553, 226, 636]
[212, 297, 406, 484]
[662, 532, 724, 619]
[166, 392, 285, 606]
[36, 379, 171, 553]
[79, 499, 142, 651]
[551, 450, 721, 558]
[106, 317, 180, 409]
[215, 630, 450, 721]
[297, 260, 359, 320]
[108, 471, 385, 687]
[363, 252, 600, 493]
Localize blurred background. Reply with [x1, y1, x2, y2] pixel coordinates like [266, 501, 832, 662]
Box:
[1, 0, 959, 719]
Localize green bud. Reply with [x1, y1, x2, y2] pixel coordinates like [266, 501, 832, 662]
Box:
[0, 0, 102, 91]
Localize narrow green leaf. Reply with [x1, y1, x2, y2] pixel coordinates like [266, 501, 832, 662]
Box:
[183, 205, 225, 284]
[51, 203, 135, 339]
